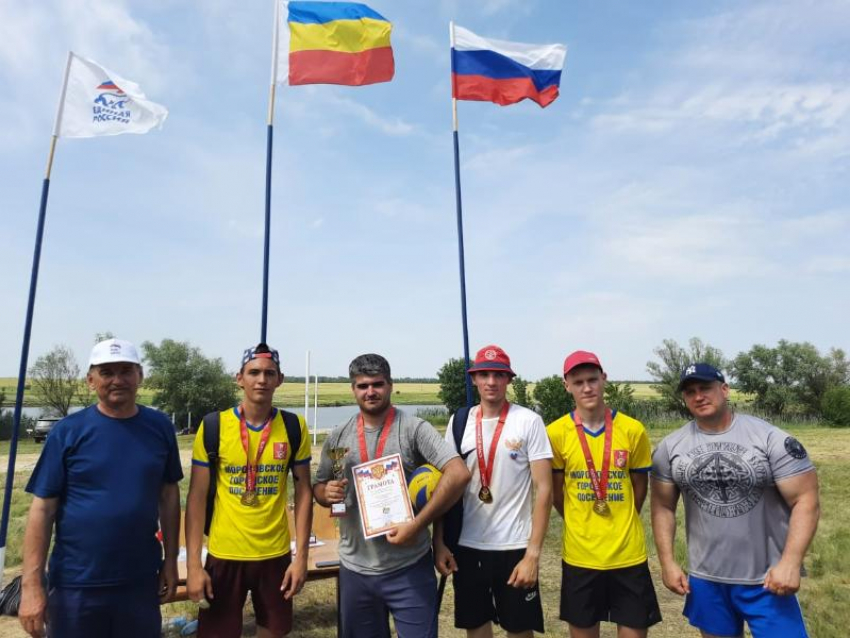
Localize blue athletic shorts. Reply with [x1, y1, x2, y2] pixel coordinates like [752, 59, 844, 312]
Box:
[683, 575, 808, 638]
[339, 552, 437, 638]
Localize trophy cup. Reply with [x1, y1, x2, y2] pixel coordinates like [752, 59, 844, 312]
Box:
[328, 447, 350, 517]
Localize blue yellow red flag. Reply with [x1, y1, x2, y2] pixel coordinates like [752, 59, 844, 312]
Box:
[273, 1, 394, 86]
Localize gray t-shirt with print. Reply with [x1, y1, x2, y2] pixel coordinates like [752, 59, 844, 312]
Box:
[316, 407, 458, 575]
[652, 413, 814, 584]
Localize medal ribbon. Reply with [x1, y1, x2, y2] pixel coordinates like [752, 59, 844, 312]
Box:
[574, 409, 614, 505]
[239, 406, 274, 495]
[475, 401, 511, 492]
[357, 407, 396, 463]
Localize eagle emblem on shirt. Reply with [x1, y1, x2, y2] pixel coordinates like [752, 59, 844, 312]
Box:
[614, 449, 629, 468]
[505, 438, 523, 460]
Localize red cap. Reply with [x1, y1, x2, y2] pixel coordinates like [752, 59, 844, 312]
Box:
[467, 345, 515, 377]
[563, 350, 603, 376]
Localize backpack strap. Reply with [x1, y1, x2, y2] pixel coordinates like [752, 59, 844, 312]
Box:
[279, 410, 302, 481]
[202, 411, 221, 536]
[442, 405, 473, 553]
[451, 406, 472, 455]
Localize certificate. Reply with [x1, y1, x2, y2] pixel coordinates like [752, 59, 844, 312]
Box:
[352, 453, 414, 540]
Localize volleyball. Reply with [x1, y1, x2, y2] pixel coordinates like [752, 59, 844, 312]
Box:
[408, 464, 442, 512]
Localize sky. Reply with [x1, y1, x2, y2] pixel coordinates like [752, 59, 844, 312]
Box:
[1, 0, 849, 383]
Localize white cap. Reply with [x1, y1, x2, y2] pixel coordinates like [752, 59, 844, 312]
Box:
[88, 338, 142, 367]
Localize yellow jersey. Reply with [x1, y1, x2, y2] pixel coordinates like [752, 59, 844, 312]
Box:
[192, 408, 310, 560]
[547, 410, 651, 569]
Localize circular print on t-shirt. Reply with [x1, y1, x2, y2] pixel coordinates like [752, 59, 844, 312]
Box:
[675, 441, 768, 518]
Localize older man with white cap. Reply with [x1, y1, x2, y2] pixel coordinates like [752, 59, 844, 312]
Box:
[19, 338, 183, 638]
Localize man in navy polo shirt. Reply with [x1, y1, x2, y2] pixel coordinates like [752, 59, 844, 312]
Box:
[19, 338, 183, 638]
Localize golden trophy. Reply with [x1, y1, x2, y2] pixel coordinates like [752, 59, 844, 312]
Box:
[328, 447, 350, 517]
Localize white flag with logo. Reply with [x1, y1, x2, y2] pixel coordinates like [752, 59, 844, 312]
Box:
[54, 52, 168, 138]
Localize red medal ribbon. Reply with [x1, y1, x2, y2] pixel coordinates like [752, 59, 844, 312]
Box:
[357, 407, 396, 464]
[475, 401, 511, 492]
[239, 406, 274, 495]
[574, 409, 614, 504]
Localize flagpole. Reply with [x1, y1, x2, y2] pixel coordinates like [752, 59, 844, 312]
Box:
[262, 0, 281, 343]
[449, 22, 474, 408]
[313, 373, 318, 445]
[0, 52, 72, 581]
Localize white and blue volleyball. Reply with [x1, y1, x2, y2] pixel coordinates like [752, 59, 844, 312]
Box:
[408, 464, 442, 512]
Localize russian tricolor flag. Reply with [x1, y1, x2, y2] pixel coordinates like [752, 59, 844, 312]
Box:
[452, 25, 567, 108]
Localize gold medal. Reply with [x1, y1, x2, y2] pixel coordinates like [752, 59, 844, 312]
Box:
[593, 499, 610, 516]
[478, 486, 493, 503]
[241, 489, 258, 506]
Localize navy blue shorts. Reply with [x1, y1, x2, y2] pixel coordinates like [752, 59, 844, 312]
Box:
[339, 552, 437, 638]
[684, 575, 808, 637]
[47, 577, 161, 638]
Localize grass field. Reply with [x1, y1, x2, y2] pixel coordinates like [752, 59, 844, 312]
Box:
[0, 422, 843, 637]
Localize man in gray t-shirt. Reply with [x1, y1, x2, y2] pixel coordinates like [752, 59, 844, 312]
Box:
[651, 363, 820, 638]
[313, 354, 470, 638]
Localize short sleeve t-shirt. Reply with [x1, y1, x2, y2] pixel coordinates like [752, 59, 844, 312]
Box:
[315, 408, 458, 575]
[652, 413, 815, 584]
[447, 404, 552, 551]
[547, 410, 652, 570]
[192, 408, 311, 560]
[26, 405, 183, 587]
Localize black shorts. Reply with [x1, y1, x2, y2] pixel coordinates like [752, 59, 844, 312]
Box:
[453, 546, 544, 634]
[560, 561, 662, 630]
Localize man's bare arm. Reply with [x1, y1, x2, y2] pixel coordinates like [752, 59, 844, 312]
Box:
[185, 464, 214, 602]
[650, 478, 689, 596]
[158, 482, 181, 601]
[765, 470, 820, 595]
[282, 464, 313, 599]
[630, 472, 649, 513]
[386, 457, 470, 545]
[552, 470, 565, 518]
[19, 496, 58, 638]
[507, 459, 552, 588]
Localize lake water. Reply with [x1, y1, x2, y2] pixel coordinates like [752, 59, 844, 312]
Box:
[18, 404, 447, 431]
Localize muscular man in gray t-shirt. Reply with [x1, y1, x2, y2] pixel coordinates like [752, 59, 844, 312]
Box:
[313, 354, 470, 638]
[651, 363, 819, 638]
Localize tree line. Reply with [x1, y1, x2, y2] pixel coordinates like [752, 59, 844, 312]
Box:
[438, 337, 850, 427]
[3, 335, 848, 441]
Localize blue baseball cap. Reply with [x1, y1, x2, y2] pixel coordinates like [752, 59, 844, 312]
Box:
[241, 343, 281, 371]
[678, 363, 725, 391]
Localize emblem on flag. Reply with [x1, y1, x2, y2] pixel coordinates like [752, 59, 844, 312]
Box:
[274, 442, 288, 460]
[54, 52, 168, 138]
[614, 450, 628, 469]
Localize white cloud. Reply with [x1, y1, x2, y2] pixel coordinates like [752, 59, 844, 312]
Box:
[804, 256, 850, 275]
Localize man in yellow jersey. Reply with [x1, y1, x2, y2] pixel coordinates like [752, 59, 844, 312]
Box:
[547, 351, 661, 638]
[185, 343, 313, 638]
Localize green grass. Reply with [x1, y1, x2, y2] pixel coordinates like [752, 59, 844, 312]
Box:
[3, 422, 846, 637]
